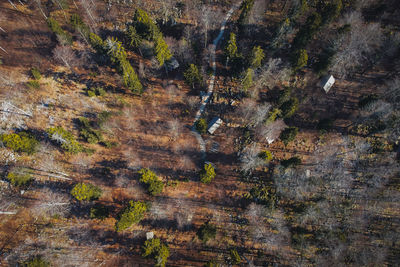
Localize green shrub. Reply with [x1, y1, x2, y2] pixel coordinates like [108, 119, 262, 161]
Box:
[230, 249, 241, 265]
[244, 185, 276, 207]
[77, 117, 103, 144]
[98, 111, 112, 126]
[292, 49, 308, 71]
[87, 90, 96, 97]
[97, 87, 106, 96]
[115, 200, 147, 232]
[142, 238, 170, 267]
[266, 108, 281, 123]
[138, 168, 164, 196]
[280, 126, 298, 145]
[281, 156, 301, 168]
[70, 13, 90, 39]
[258, 150, 273, 162]
[90, 204, 109, 220]
[0, 132, 38, 154]
[27, 80, 40, 89]
[47, 126, 82, 153]
[200, 163, 216, 184]
[205, 260, 221, 267]
[7, 171, 33, 187]
[31, 67, 41, 80]
[195, 118, 207, 134]
[197, 222, 217, 242]
[22, 256, 50, 267]
[47, 17, 72, 44]
[102, 140, 118, 148]
[277, 87, 292, 105]
[280, 97, 299, 118]
[86, 87, 106, 97]
[70, 182, 102, 201]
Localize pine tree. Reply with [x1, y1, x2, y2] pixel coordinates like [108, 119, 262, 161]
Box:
[115, 201, 147, 232]
[133, 9, 159, 40]
[121, 60, 143, 94]
[200, 163, 216, 184]
[89, 32, 105, 54]
[126, 25, 142, 55]
[238, 0, 255, 27]
[250, 46, 265, 69]
[241, 68, 254, 92]
[184, 64, 202, 89]
[292, 49, 308, 71]
[154, 32, 172, 66]
[225, 32, 238, 63]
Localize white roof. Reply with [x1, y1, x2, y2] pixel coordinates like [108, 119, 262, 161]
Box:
[321, 75, 335, 93]
[207, 117, 223, 134]
[146, 232, 154, 240]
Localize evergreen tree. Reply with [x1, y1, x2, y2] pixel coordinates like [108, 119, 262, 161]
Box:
[115, 201, 147, 232]
[238, 0, 255, 26]
[280, 126, 299, 146]
[142, 238, 170, 267]
[139, 168, 164, 196]
[154, 32, 172, 66]
[241, 68, 254, 92]
[89, 33, 105, 54]
[225, 32, 238, 63]
[292, 49, 308, 71]
[126, 25, 142, 51]
[200, 163, 216, 184]
[184, 64, 202, 89]
[133, 9, 159, 40]
[70, 183, 102, 201]
[250, 46, 265, 69]
[121, 60, 143, 94]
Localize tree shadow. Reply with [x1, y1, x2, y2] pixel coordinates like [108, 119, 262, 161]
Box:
[141, 218, 194, 233]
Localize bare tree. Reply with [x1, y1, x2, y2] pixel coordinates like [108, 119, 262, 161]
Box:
[53, 45, 78, 69]
[31, 188, 70, 218]
[240, 143, 265, 173]
[331, 11, 383, 78]
[254, 119, 286, 144]
[33, 0, 48, 19]
[236, 99, 271, 128]
[168, 119, 181, 141]
[255, 58, 290, 90]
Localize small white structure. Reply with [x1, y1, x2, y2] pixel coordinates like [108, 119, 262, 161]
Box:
[207, 117, 223, 134]
[320, 75, 335, 93]
[146, 232, 154, 240]
[267, 137, 275, 144]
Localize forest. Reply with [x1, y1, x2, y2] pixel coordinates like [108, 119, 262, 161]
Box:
[0, 0, 399, 266]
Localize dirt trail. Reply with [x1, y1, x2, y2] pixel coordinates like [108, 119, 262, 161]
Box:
[191, 1, 242, 161]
